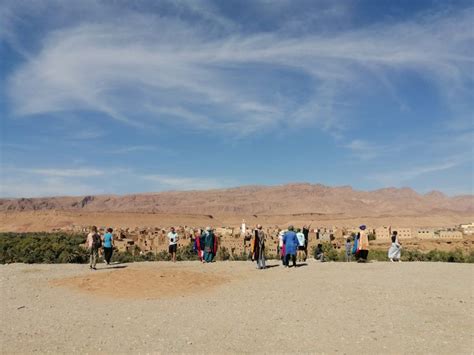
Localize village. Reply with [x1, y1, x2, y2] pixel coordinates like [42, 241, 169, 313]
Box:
[67, 222, 474, 257]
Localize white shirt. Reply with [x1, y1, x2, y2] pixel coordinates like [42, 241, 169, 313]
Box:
[167, 232, 178, 245]
[296, 232, 305, 247]
[278, 231, 285, 247]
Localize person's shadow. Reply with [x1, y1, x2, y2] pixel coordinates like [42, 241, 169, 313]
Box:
[264, 264, 280, 269]
[96, 265, 128, 271]
[293, 263, 308, 268]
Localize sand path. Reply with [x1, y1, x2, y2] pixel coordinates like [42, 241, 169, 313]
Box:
[1, 261, 473, 354]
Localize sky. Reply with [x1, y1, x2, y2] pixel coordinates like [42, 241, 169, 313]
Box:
[0, 0, 473, 198]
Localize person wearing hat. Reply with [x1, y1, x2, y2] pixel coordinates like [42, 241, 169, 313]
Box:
[253, 225, 266, 269]
[283, 225, 299, 267]
[358, 225, 370, 262]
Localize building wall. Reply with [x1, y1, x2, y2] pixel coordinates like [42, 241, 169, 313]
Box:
[392, 228, 412, 239]
[375, 227, 390, 239]
[416, 229, 435, 239]
[438, 231, 463, 239]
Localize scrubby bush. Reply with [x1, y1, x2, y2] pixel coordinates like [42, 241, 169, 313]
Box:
[0, 232, 88, 264]
[216, 246, 230, 261]
[2, 232, 473, 264]
[176, 243, 199, 261]
[367, 250, 387, 262]
[321, 242, 339, 261]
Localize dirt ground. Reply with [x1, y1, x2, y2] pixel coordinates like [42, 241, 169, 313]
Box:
[1, 261, 473, 354]
[1, 210, 472, 232]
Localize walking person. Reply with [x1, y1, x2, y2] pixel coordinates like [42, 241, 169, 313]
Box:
[296, 228, 306, 262]
[283, 226, 299, 268]
[253, 225, 266, 269]
[86, 226, 101, 270]
[388, 231, 402, 262]
[168, 227, 179, 262]
[103, 227, 114, 265]
[345, 237, 352, 262]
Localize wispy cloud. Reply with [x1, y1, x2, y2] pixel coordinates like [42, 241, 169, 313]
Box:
[0, 164, 233, 197]
[369, 156, 471, 186]
[344, 139, 400, 161]
[142, 174, 227, 190]
[21, 168, 105, 178]
[5, 4, 473, 136]
[107, 145, 157, 154]
[0, 177, 103, 198]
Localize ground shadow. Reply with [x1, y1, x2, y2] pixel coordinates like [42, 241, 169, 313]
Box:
[95, 265, 128, 271]
[293, 263, 308, 268]
[264, 264, 280, 269]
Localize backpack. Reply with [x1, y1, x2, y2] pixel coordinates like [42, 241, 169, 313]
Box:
[92, 233, 102, 249]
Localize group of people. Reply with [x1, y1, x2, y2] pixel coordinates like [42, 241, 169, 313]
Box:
[86, 226, 114, 270]
[85, 223, 402, 270]
[191, 227, 218, 263]
[167, 226, 219, 263]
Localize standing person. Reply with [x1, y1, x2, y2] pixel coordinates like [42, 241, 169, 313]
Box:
[358, 225, 370, 262]
[283, 226, 299, 268]
[102, 228, 114, 265]
[278, 229, 286, 266]
[388, 231, 402, 262]
[241, 219, 246, 236]
[193, 229, 203, 262]
[296, 228, 306, 262]
[202, 227, 216, 263]
[302, 225, 311, 261]
[352, 233, 360, 259]
[345, 237, 352, 262]
[86, 226, 101, 270]
[167, 227, 179, 263]
[253, 225, 266, 269]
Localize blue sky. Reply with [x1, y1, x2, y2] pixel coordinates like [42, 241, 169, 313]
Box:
[0, 0, 473, 197]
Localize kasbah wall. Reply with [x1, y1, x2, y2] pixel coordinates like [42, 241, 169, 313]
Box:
[69, 222, 472, 257]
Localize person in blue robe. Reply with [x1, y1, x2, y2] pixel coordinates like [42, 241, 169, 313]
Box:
[283, 226, 299, 267]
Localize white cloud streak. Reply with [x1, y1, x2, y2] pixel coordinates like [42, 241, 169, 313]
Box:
[369, 156, 471, 186]
[21, 168, 105, 177]
[344, 139, 399, 161]
[0, 165, 232, 197]
[142, 174, 226, 190]
[5, 5, 473, 135]
[107, 145, 157, 154]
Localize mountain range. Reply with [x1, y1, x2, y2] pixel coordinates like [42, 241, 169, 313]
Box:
[1, 183, 472, 217]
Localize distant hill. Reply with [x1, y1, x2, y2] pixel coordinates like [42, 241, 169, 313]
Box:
[1, 183, 472, 217]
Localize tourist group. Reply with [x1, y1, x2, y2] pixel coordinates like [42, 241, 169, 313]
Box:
[85, 224, 402, 270]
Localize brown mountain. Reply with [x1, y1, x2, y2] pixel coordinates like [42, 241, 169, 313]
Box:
[0, 183, 472, 217]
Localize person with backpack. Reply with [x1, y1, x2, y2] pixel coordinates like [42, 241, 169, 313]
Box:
[86, 226, 101, 270]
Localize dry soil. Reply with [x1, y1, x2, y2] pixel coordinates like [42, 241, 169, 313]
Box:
[1, 261, 473, 354]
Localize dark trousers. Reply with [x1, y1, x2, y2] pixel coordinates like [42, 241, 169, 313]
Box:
[359, 249, 369, 261]
[103, 247, 113, 264]
[285, 254, 296, 267]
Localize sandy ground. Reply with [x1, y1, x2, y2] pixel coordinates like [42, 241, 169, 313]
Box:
[1, 261, 473, 354]
[2, 210, 473, 232]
